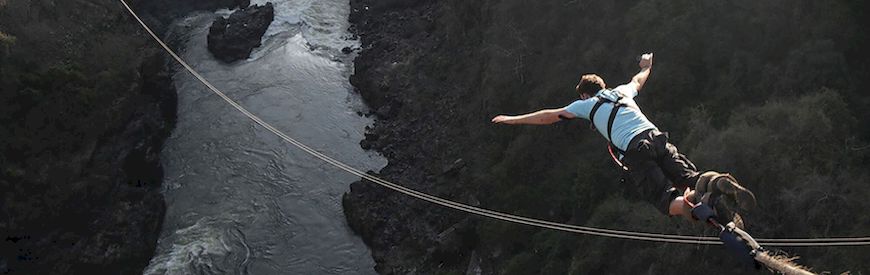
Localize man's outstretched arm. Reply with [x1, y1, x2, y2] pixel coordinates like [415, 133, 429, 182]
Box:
[491, 108, 575, 125]
[628, 53, 653, 92]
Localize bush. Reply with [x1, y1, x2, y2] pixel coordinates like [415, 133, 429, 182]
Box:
[0, 31, 13, 46]
[686, 89, 869, 271]
[0, 31, 13, 57]
[460, 0, 870, 273]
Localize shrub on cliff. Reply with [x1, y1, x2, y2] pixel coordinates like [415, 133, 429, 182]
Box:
[684, 89, 870, 269]
[0, 31, 14, 52]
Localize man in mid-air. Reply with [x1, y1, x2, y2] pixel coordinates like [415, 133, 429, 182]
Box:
[491, 53, 756, 225]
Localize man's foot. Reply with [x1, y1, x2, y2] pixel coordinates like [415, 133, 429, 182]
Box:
[711, 195, 745, 230]
[711, 173, 757, 210]
[695, 171, 757, 211]
[681, 191, 745, 230]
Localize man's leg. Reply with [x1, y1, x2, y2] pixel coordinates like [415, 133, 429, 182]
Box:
[647, 131, 700, 189]
[622, 153, 684, 216]
[647, 131, 756, 211]
[668, 196, 692, 217]
[626, 131, 757, 225]
[625, 163, 694, 220]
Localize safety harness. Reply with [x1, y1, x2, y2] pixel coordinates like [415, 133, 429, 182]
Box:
[588, 93, 634, 170]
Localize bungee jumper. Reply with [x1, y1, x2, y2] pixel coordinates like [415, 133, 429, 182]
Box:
[491, 53, 764, 266]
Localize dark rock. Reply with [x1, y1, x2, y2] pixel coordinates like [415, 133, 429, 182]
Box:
[364, 132, 380, 141]
[359, 139, 373, 150]
[207, 3, 275, 63]
[441, 158, 465, 175]
[341, 1, 478, 273]
[432, 220, 477, 267]
[0, 258, 7, 274]
[375, 105, 393, 118]
[131, 0, 244, 35]
[341, 46, 354, 54]
[0, 39, 176, 275]
[465, 250, 482, 275]
[235, 0, 251, 9]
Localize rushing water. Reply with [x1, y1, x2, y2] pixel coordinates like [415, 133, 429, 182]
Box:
[144, 0, 385, 274]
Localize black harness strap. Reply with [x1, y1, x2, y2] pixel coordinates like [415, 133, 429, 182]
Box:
[588, 95, 629, 157]
[588, 100, 606, 131]
[606, 101, 625, 155]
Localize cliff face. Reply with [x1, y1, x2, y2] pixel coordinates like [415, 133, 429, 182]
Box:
[343, 1, 487, 273]
[344, 0, 870, 274]
[0, 0, 235, 273]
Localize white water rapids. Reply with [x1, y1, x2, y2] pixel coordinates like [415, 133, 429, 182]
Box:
[144, 0, 385, 274]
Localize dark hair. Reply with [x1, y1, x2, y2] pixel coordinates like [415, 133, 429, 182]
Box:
[575, 74, 606, 97]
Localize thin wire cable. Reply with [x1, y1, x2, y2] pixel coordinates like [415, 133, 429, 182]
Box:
[119, 0, 870, 247]
[756, 236, 870, 243]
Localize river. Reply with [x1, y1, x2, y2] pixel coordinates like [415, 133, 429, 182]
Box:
[144, 0, 385, 274]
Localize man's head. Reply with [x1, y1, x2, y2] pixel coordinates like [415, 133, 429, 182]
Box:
[575, 74, 606, 99]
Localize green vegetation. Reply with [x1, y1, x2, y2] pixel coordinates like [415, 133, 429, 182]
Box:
[0, 0, 147, 173]
[0, 0, 170, 273]
[0, 30, 13, 46]
[0, 30, 12, 59]
[368, 0, 870, 273]
[469, 0, 870, 273]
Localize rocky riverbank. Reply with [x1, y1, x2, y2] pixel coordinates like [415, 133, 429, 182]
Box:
[0, 0, 250, 273]
[342, 1, 489, 273]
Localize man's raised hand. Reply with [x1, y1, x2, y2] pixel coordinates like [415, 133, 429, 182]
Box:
[639, 53, 653, 69]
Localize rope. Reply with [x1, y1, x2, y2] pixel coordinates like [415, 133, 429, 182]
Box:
[119, 0, 870, 247]
[754, 251, 815, 275]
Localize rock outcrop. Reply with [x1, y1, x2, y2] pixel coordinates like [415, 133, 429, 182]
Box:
[341, 1, 483, 273]
[207, 3, 274, 63]
[0, 2, 177, 273]
[0, 0, 254, 273]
